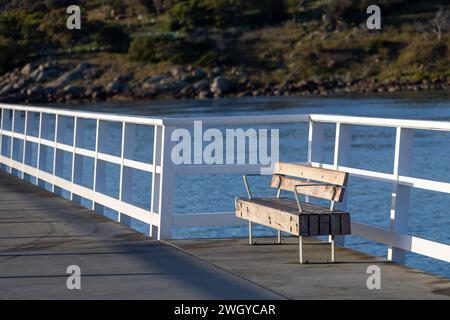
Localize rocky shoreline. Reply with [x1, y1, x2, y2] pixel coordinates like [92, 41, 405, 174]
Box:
[1, 61, 449, 104]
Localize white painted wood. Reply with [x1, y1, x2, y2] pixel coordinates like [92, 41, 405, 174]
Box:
[70, 117, 77, 200]
[119, 122, 130, 223]
[307, 121, 326, 204]
[332, 123, 352, 245]
[388, 127, 414, 263]
[150, 125, 163, 237]
[92, 119, 100, 210]
[352, 221, 449, 262]
[9, 109, 15, 173]
[1, 103, 164, 126]
[311, 114, 450, 132]
[157, 125, 175, 240]
[308, 121, 326, 165]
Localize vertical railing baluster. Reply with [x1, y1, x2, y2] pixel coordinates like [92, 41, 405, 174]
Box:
[332, 122, 352, 246]
[52, 115, 59, 192]
[92, 119, 100, 211]
[21, 111, 28, 179]
[70, 117, 78, 200]
[308, 120, 326, 166]
[118, 121, 126, 223]
[150, 125, 163, 237]
[388, 127, 414, 264]
[10, 110, 15, 173]
[157, 124, 175, 240]
[307, 120, 326, 204]
[36, 112, 43, 184]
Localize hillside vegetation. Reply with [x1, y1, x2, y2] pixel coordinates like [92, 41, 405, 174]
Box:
[0, 0, 449, 103]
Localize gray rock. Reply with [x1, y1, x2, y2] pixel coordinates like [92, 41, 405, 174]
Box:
[144, 74, 170, 84]
[13, 80, 26, 91]
[210, 76, 232, 94]
[106, 80, 127, 94]
[191, 68, 206, 79]
[36, 71, 50, 83]
[170, 66, 186, 78]
[193, 79, 210, 91]
[198, 91, 212, 99]
[0, 83, 13, 96]
[63, 85, 83, 96]
[52, 63, 93, 88]
[26, 86, 43, 96]
[30, 69, 41, 81]
[21, 63, 38, 76]
[208, 67, 222, 78]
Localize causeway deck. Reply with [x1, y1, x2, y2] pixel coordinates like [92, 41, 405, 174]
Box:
[0, 170, 449, 300]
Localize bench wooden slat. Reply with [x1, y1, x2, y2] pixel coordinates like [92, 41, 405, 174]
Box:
[319, 215, 330, 235]
[330, 214, 341, 235]
[236, 198, 301, 235]
[274, 163, 349, 186]
[270, 176, 345, 202]
[340, 213, 351, 234]
[309, 214, 319, 236]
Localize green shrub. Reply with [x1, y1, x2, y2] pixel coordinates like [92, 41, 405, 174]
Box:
[0, 10, 44, 41]
[165, 0, 287, 32]
[39, 8, 90, 48]
[0, 37, 25, 74]
[0, 10, 46, 66]
[92, 24, 130, 53]
[128, 35, 218, 65]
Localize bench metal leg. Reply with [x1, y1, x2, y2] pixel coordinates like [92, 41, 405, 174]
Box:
[249, 221, 253, 245]
[330, 235, 335, 263]
[299, 236, 303, 264]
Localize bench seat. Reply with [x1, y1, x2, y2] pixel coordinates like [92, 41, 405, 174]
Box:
[236, 197, 351, 237]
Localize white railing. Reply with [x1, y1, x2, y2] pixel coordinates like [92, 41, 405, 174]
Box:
[0, 103, 449, 265]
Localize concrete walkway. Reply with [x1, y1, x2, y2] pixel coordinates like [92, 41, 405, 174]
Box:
[0, 170, 449, 299]
[0, 171, 281, 299]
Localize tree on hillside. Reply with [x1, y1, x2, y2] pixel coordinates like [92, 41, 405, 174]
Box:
[430, 7, 450, 41]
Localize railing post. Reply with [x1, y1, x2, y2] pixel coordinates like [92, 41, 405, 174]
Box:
[120, 122, 135, 225]
[150, 125, 163, 237]
[307, 120, 326, 206]
[52, 115, 59, 192]
[157, 124, 175, 240]
[388, 127, 414, 263]
[308, 120, 326, 165]
[92, 119, 100, 211]
[9, 110, 15, 173]
[332, 123, 352, 246]
[21, 111, 28, 179]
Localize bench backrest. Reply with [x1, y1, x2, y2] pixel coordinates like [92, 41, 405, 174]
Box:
[270, 163, 349, 202]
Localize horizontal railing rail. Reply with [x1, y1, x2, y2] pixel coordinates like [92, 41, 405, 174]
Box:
[0, 103, 449, 265]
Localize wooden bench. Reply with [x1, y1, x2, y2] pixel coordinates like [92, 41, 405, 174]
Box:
[235, 162, 351, 264]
